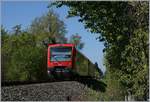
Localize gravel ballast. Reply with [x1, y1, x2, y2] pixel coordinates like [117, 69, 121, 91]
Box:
[1, 81, 88, 101]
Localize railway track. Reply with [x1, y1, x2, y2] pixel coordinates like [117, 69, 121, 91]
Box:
[2, 80, 53, 87]
[2, 76, 100, 87]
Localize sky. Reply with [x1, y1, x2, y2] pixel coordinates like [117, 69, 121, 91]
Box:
[1, 1, 106, 73]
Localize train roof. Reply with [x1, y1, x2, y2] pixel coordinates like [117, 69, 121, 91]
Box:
[48, 43, 75, 47]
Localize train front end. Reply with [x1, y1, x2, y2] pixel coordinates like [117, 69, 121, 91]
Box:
[47, 44, 76, 78]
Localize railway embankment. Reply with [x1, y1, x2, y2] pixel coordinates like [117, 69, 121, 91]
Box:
[2, 81, 83, 101]
[1, 80, 106, 101]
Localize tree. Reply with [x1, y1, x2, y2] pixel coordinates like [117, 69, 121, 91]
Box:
[12, 24, 22, 35]
[1, 26, 10, 81]
[2, 29, 47, 81]
[52, 1, 149, 100]
[69, 33, 84, 50]
[29, 10, 67, 44]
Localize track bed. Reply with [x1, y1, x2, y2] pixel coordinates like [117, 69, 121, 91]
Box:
[1, 81, 88, 101]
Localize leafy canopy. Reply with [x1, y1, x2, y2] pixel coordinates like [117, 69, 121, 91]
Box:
[51, 1, 149, 100]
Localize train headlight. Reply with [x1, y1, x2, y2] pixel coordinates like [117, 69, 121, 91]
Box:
[47, 70, 50, 74]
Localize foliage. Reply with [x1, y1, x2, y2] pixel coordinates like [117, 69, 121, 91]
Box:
[69, 33, 84, 50]
[52, 1, 149, 100]
[1, 26, 10, 81]
[12, 24, 22, 35]
[120, 28, 149, 100]
[1, 29, 47, 81]
[29, 10, 67, 44]
[99, 69, 125, 101]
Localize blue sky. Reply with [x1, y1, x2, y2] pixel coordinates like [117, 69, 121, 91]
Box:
[1, 1, 106, 73]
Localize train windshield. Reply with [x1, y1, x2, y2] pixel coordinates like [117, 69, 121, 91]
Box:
[50, 47, 72, 61]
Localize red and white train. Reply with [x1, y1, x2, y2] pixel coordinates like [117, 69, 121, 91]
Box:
[47, 44, 76, 78]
